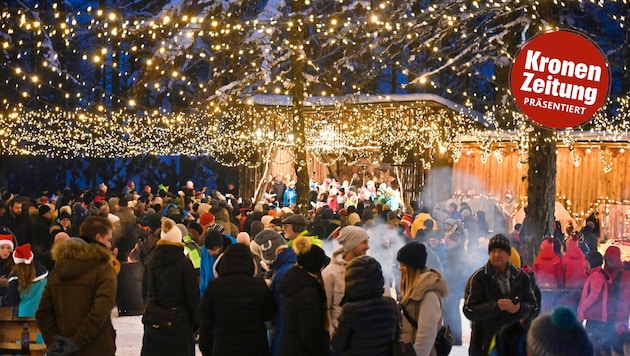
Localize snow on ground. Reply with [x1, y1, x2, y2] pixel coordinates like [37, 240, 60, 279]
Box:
[111, 304, 471, 356]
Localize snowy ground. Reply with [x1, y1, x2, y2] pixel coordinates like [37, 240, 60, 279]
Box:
[111, 306, 471, 356]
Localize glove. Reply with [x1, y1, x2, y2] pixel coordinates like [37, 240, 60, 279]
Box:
[48, 335, 80, 356]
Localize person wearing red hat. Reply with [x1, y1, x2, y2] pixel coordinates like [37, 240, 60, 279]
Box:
[3, 243, 48, 317]
[0, 228, 16, 302]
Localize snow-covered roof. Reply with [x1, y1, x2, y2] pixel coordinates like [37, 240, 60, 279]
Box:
[247, 93, 484, 123]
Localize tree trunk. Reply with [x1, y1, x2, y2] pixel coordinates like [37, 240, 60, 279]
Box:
[290, 0, 310, 214]
[521, 126, 556, 265]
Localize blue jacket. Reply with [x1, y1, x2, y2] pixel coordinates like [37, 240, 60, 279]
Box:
[199, 234, 236, 296]
[5, 261, 48, 317]
[270, 247, 297, 356]
[283, 188, 297, 208]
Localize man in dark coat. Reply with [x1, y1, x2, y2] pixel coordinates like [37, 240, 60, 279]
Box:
[199, 244, 276, 355]
[0, 198, 34, 245]
[463, 234, 538, 356]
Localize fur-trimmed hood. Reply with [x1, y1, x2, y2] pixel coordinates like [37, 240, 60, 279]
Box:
[52, 238, 114, 280]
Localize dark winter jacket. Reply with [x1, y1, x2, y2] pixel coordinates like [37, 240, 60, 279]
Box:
[141, 240, 200, 356]
[331, 256, 398, 356]
[279, 265, 331, 356]
[463, 261, 538, 356]
[199, 244, 276, 356]
[36, 238, 117, 356]
[270, 246, 297, 356]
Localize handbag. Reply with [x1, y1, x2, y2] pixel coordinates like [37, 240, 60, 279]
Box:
[392, 341, 416, 356]
[141, 266, 183, 329]
[434, 324, 454, 356]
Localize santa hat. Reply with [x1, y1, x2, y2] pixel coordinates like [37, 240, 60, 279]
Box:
[13, 243, 34, 264]
[0, 228, 14, 250]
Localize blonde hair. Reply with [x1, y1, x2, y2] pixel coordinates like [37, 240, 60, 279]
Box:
[11, 263, 35, 293]
[399, 265, 428, 305]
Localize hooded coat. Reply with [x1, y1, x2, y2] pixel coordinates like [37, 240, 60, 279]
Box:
[330, 256, 398, 356]
[270, 247, 297, 356]
[532, 239, 563, 288]
[279, 265, 331, 356]
[561, 239, 587, 289]
[141, 240, 200, 356]
[199, 244, 276, 356]
[401, 269, 449, 356]
[36, 239, 117, 355]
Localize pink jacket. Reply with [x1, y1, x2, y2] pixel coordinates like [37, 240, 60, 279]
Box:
[533, 239, 563, 288]
[577, 267, 611, 322]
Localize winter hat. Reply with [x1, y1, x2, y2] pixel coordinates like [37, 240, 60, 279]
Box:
[526, 307, 593, 356]
[488, 234, 511, 255]
[566, 234, 579, 249]
[337, 226, 369, 253]
[509, 247, 522, 268]
[197, 203, 211, 216]
[38, 205, 51, 216]
[208, 223, 225, 234]
[58, 211, 71, 221]
[140, 212, 162, 231]
[251, 229, 286, 264]
[261, 215, 274, 228]
[12, 243, 34, 264]
[585, 251, 603, 269]
[236, 232, 250, 246]
[397, 242, 427, 270]
[199, 212, 215, 226]
[444, 218, 458, 228]
[0, 227, 14, 250]
[347, 212, 361, 226]
[293, 236, 330, 274]
[176, 224, 189, 238]
[160, 218, 182, 243]
[282, 214, 308, 227]
[203, 230, 225, 249]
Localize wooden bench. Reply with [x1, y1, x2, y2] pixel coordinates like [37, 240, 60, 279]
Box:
[0, 307, 46, 356]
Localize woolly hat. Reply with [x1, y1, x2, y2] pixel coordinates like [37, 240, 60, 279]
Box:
[160, 218, 182, 243]
[38, 205, 51, 216]
[140, 212, 162, 231]
[347, 212, 361, 226]
[251, 229, 286, 264]
[604, 245, 621, 263]
[0, 227, 14, 250]
[397, 242, 427, 270]
[337, 226, 369, 253]
[293, 236, 329, 274]
[261, 215, 274, 228]
[199, 212, 215, 226]
[282, 214, 308, 227]
[203, 230, 225, 249]
[488, 234, 511, 255]
[176, 223, 189, 238]
[585, 251, 603, 269]
[58, 211, 71, 221]
[526, 307, 593, 356]
[13, 243, 34, 264]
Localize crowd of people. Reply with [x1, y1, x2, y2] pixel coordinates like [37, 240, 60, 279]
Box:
[0, 175, 627, 356]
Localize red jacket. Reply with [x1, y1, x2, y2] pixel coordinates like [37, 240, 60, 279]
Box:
[562, 245, 587, 289]
[533, 239, 563, 288]
[578, 267, 611, 322]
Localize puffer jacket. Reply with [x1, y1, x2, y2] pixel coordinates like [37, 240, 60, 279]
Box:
[331, 256, 398, 356]
[36, 238, 117, 355]
[562, 243, 587, 289]
[532, 239, 563, 288]
[279, 265, 330, 356]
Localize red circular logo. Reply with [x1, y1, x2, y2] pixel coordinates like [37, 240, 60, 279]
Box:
[510, 30, 611, 129]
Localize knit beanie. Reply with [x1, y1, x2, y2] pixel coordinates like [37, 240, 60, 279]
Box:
[38, 205, 51, 216]
[488, 234, 511, 255]
[347, 212, 361, 226]
[397, 242, 427, 270]
[176, 223, 189, 238]
[13, 243, 34, 264]
[203, 230, 225, 249]
[199, 212, 215, 226]
[338, 226, 369, 253]
[160, 218, 182, 243]
[585, 251, 603, 269]
[526, 307, 593, 356]
[0, 227, 14, 250]
[251, 229, 286, 264]
[293, 236, 330, 274]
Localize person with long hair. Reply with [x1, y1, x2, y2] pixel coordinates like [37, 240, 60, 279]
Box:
[397, 241, 448, 356]
[0, 229, 16, 304]
[4, 243, 48, 317]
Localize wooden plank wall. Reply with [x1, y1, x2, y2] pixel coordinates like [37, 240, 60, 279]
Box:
[453, 145, 630, 239]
